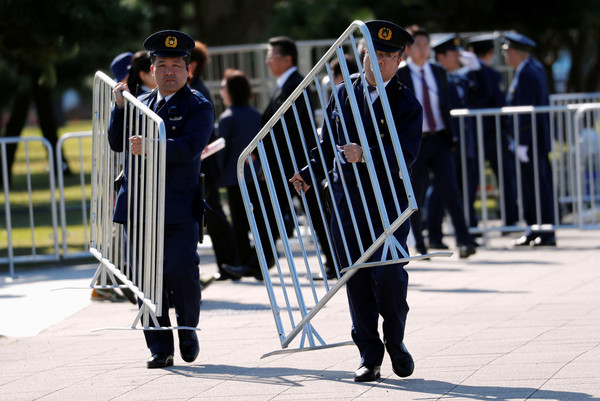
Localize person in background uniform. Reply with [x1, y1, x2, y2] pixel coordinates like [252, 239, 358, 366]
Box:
[223, 36, 336, 280]
[467, 34, 518, 228]
[108, 30, 213, 368]
[189, 41, 238, 282]
[503, 32, 557, 246]
[216, 69, 262, 275]
[290, 20, 421, 382]
[396, 27, 477, 258]
[127, 50, 157, 96]
[426, 35, 480, 248]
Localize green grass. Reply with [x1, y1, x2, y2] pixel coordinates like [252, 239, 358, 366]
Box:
[1, 121, 94, 261]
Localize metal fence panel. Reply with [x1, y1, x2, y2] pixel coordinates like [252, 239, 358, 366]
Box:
[56, 131, 92, 259]
[451, 102, 600, 242]
[238, 20, 449, 356]
[1, 137, 60, 276]
[90, 71, 167, 328]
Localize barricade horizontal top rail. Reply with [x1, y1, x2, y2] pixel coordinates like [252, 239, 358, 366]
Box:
[450, 103, 600, 117]
[94, 71, 166, 136]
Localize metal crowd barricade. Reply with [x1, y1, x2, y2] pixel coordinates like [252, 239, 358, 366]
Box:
[451, 102, 600, 243]
[237, 20, 449, 357]
[572, 103, 600, 227]
[56, 131, 93, 259]
[1, 137, 60, 277]
[90, 71, 168, 330]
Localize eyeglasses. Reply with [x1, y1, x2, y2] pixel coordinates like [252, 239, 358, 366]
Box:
[373, 51, 400, 60]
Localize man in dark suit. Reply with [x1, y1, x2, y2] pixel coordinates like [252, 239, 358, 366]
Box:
[467, 34, 519, 228]
[223, 36, 335, 280]
[396, 27, 477, 258]
[503, 32, 557, 246]
[291, 20, 421, 382]
[108, 30, 213, 368]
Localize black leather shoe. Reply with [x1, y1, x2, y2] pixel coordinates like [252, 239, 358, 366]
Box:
[386, 343, 414, 378]
[179, 331, 199, 363]
[214, 270, 240, 281]
[428, 240, 449, 250]
[354, 364, 381, 382]
[147, 353, 174, 369]
[221, 264, 263, 280]
[415, 243, 428, 256]
[458, 244, 476, 258]
[513, 233, 538, 246]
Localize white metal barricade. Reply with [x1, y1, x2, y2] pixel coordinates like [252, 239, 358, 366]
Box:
[0, 137, 60, 277]
[238, 20, 450, 357]
[451, 102, 600, 243]
[56, 131, 93, 260]
[90, 71, 169, 330]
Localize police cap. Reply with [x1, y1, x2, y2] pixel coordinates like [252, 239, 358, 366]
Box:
[431, 34, 461, 54]
[502, 32, 536, 52]
[365, 20, 414, 53]
[110, 52, 133, 82]
[143, 30, 195, 58]
[467, 33, 496, 54]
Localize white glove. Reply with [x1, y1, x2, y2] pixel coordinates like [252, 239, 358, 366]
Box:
[459, 49, 481, 71]
[517, 145, 529, 163]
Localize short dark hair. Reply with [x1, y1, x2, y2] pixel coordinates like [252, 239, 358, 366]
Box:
[223, 69, 252, 106]
[190, 41, 210, 78]
[331, 55, 358, 79]
[407, 25, 429, 42]
[470, 41, 494, 57]
[127, 50, 152, 94]
[268, 36, 298, 66]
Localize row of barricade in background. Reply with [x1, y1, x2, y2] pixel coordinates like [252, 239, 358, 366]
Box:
[452, 94, 600, 245]
[2, 97, 599, 275]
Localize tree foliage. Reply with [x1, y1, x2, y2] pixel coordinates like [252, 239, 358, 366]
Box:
[1, 0, 599, 119]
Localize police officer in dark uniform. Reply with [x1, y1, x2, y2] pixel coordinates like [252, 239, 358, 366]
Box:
[108, 30, 214, 368]
[396, 28, 477, 258]
[290, 20, 421, 382]
[503, 32, 557, 246]
[467, 34, 519, 227]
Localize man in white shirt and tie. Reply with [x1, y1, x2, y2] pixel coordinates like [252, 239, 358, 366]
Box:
[396, 26, 477, 258]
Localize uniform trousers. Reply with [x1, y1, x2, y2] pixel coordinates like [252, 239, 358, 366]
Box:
[410, 133, 472, 247]
[129, 222, 201, 355]
[520, 152, 555, 237]
[331, 183, 410, 367]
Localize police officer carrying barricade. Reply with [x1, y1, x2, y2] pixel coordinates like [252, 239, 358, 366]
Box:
[290, 20, 421, 382]
[502, 32, 557, 246]
[108, 30, 214, 368]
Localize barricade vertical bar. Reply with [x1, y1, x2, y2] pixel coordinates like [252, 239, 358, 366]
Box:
[1, 143, 15, 277]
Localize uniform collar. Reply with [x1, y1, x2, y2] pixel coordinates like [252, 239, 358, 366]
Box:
[276, 66, 298, 88]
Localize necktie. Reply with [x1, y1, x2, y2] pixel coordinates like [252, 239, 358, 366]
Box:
[155, 98, 165, 112]
[364, 85, 377, 114]
[420, 69, 436, 132]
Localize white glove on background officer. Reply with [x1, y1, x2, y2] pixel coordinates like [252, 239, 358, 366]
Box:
[516, 145, 529, 163]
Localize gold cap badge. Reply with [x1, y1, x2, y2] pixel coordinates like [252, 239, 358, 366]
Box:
[378, 27, 392, 41]
[165, 36, 178, 48]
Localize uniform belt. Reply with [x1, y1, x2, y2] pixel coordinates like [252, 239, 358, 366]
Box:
[422, 129, 447, 138]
